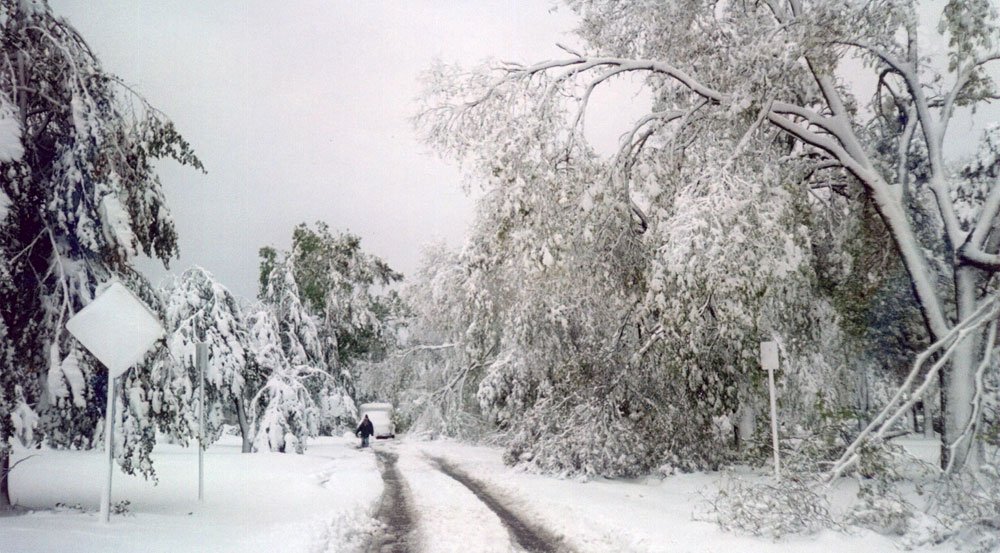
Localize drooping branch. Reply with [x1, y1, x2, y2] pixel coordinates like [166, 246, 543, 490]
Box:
[517, 57, 726, 104]
[509, 48, 953, 339]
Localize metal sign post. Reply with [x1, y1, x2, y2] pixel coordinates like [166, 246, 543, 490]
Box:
[196, 342, 207, 502]
[99, 374, 116, 523]
[760, 340, 781, 480]
[65, 282, 165, 524]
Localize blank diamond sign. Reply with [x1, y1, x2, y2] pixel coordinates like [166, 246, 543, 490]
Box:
[66, 281, 165, 378]
[66, 281, 165, 524]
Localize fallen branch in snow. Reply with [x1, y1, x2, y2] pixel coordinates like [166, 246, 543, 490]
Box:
[706, 473, 838, 538]
[826, 295, 1000, 482]
[1, 454, 38, 484]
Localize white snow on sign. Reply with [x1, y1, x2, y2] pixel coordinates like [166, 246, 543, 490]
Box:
[760, 340, 779, 372]
[66, 282, 165, 378]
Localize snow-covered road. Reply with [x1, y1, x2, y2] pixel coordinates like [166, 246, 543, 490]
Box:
[367, 441, 565, 553]
[1, 435, 962, 553]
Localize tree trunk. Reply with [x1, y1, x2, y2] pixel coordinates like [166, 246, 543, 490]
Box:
[923, 393, 936, 438]
[234, 397, 252, 453]
[1, 447, 10, 509]
[736, 402, 755, 451]
[940, 269, 984, 471]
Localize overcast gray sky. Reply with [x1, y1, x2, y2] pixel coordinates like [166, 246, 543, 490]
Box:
[47, 1, 593, 299]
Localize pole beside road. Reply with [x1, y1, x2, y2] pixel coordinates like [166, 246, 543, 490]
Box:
[196, 342, 207, 502]
[760, 340, 781, 480]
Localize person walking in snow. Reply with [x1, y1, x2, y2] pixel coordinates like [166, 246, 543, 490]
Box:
[356, 414, 374, 448]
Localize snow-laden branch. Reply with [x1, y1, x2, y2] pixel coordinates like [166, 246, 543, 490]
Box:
[514, 51, 963, 342]
[519, 57, 725, 104]
[826, 295, 1000, 482]
[838, 38, 965, 250]
[958, 184, 1000, 271]
[943, 319, 996, 474]
[391, 342, 459, 358]
[766, 113, 870, 180]
[941, 52, 1000, 137]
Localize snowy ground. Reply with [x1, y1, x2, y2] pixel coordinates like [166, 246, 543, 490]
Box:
[0, 436, 382, 553]
[0, 434, 965, 552]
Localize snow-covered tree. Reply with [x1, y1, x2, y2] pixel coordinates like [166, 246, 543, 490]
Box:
[358, 242, 489, 439]
[245, 306, 320, 453]
[162, 267, 264, 452]
[418, 0, 1000, 474]
[413, 60, 841, 473]
[0, 0, 201, 495]
[259, 223, 403, 431]
[277, 223, 402, 375]
[0, 223, 21, 509]
[258, 247, 354, 432]
[260, 248, 324, 368]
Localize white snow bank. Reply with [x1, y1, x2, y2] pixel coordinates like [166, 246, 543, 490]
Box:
[0, 436, 382, 553]
[411, 439, 961, 553]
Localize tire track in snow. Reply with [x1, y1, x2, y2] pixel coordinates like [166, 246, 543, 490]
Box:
[369, 450, 415, 553]
[427, 456, 573, 553]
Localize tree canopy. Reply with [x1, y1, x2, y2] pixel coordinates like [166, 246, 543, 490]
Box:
[417, 0, 1000, 474]
[0, 0, 201, 502]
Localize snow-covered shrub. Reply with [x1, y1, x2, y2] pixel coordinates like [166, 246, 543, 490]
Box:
[915, 467, 1000, 553]
[846, 479, 914, 536]
[251, 368, 317, 454]
[709, 475, 836, 538]
[111, 500, 132, 516]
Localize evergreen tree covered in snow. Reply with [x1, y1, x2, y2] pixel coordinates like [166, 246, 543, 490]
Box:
[162, 267, 264, 452]
[0, 0, 201, 491]
[259, 223, 403, 432]
[245, 306, 320, 453]
[258, 248, 352, 432]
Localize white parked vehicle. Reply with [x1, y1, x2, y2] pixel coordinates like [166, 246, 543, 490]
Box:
[359, 402, 395, 439]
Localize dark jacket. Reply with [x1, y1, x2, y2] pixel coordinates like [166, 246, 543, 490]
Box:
[356, 418, 374, 438]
